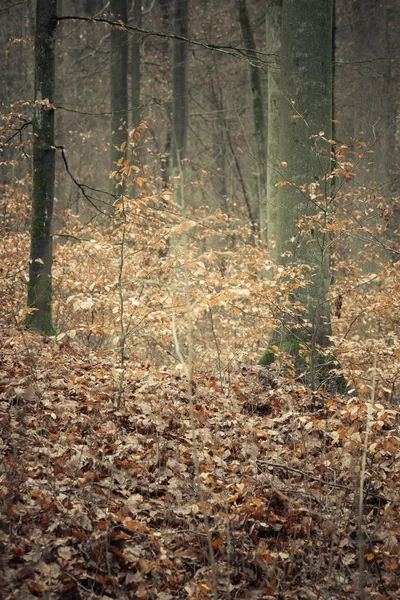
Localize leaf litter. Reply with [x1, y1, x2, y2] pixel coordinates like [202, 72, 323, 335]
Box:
[0, 326, 399, 599]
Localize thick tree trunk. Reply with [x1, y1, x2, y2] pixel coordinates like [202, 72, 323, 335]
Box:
[236, 0, 267, 240]
[266, 0, 282, 254]
[261, 0, 334, 381]
[110, 0, 128, 198]
[172, 0, 189, 197]
[26, 0, 57, 336]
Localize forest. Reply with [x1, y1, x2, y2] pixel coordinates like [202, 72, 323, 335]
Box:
[0, 0, 399, 598]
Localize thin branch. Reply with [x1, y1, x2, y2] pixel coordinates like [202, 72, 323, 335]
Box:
[1, 121, 32, 147]
[57, 15, 271, 63]
[0, 0, 26, 12]
[258, 461, 354, 492]
[56, 145, 113, 217]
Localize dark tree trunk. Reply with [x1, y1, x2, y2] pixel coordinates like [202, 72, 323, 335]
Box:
[172, 0, 189, 184]
[236, 0, 267, 239]
[132, 0, 142, 132]
[26, 0, 57, 336]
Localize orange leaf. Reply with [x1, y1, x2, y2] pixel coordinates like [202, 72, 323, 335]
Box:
[136, 583, 147, 598]
[365, 553, 374, 561]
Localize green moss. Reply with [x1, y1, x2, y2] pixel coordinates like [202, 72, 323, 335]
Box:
[259, 333, 301, 366]
[259, 348, 276, 366]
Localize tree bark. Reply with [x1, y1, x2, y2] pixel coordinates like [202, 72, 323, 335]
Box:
[352, 0, 394, 189]
[131, 0, 142, 132]
[351, 0, 395, 268]
[266, 0, 282, 253]
[172, 0, 189, 196]
[110, 0, 128, 198]
[129, 0, 142, 197]
[236, 0, 267, 240]
[261, 0, 334, 381]
[26, 0, 57, 336]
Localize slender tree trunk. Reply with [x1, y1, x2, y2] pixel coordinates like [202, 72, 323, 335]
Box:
[129, 0, 142, 197]
[110, 0, 128, 198]
[266, 0, 282, 253]
[236, 0, 267, 240]
[172, 0, 189, 200]
[132, 0, 142, 132]
[351, 0, 395, 268]
[261, 0, 334, 379]
[26, 0, 57, 336]
[352, 0, 394, 189]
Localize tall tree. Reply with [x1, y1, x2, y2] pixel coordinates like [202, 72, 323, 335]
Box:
[261, 0, 334, 380]
[131, 0, 142, 132]
[110, 0, 128, 198]
[26, 0, 57, 336]
[236, 0, 267, 240]
[352, 0, 394, 190]
[265, 0, 282, 249]
[171, 0, 189, 202]
[350, 0, 395, 268]
[129, 0, 142, 197]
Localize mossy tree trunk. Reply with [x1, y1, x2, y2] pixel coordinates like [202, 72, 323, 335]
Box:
[236, 0, 267, 240]
[261, 0, 334, 381]
[265, 0, 282, 252]
[26, 0, 57, 336]
[172, 0, 189, 205]
[110, 0, 128, 199]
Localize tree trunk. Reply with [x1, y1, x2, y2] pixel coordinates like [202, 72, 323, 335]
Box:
[236, 0, 267, 240]
[131, 0, 142, 132]
[351, 0, 395, 268]
[261, 0, 334, 382]
[26, 0, 57, 336]
[110, 0, 128, 198]
[172, 0, 189, 200]
[129, 0, 142, 197]
[266, 0, 282, 253]
[352, 0, 394, 189]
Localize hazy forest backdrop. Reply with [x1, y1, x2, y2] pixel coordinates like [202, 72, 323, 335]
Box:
[1, 0, 400, 598]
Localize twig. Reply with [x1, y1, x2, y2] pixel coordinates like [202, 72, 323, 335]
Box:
[171, 168, 219, 600]
[56, 146, 113, 217]
[358, 349, 377, 600]
[117, 202, 127, 410]
[62, 570, 93, 593]
[257, 461, 354, 492]
[57, 14, 270, 64]
[0, 0, 26, 12]
[1, 121, 32, 146]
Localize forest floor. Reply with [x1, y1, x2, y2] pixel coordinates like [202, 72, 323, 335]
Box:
[0, 325, 399, 600]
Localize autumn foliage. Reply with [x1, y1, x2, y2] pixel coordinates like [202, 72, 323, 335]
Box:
[1, 321, 400, 599]
[0, 143, 400, 598]
[0, 84, 400, 598]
